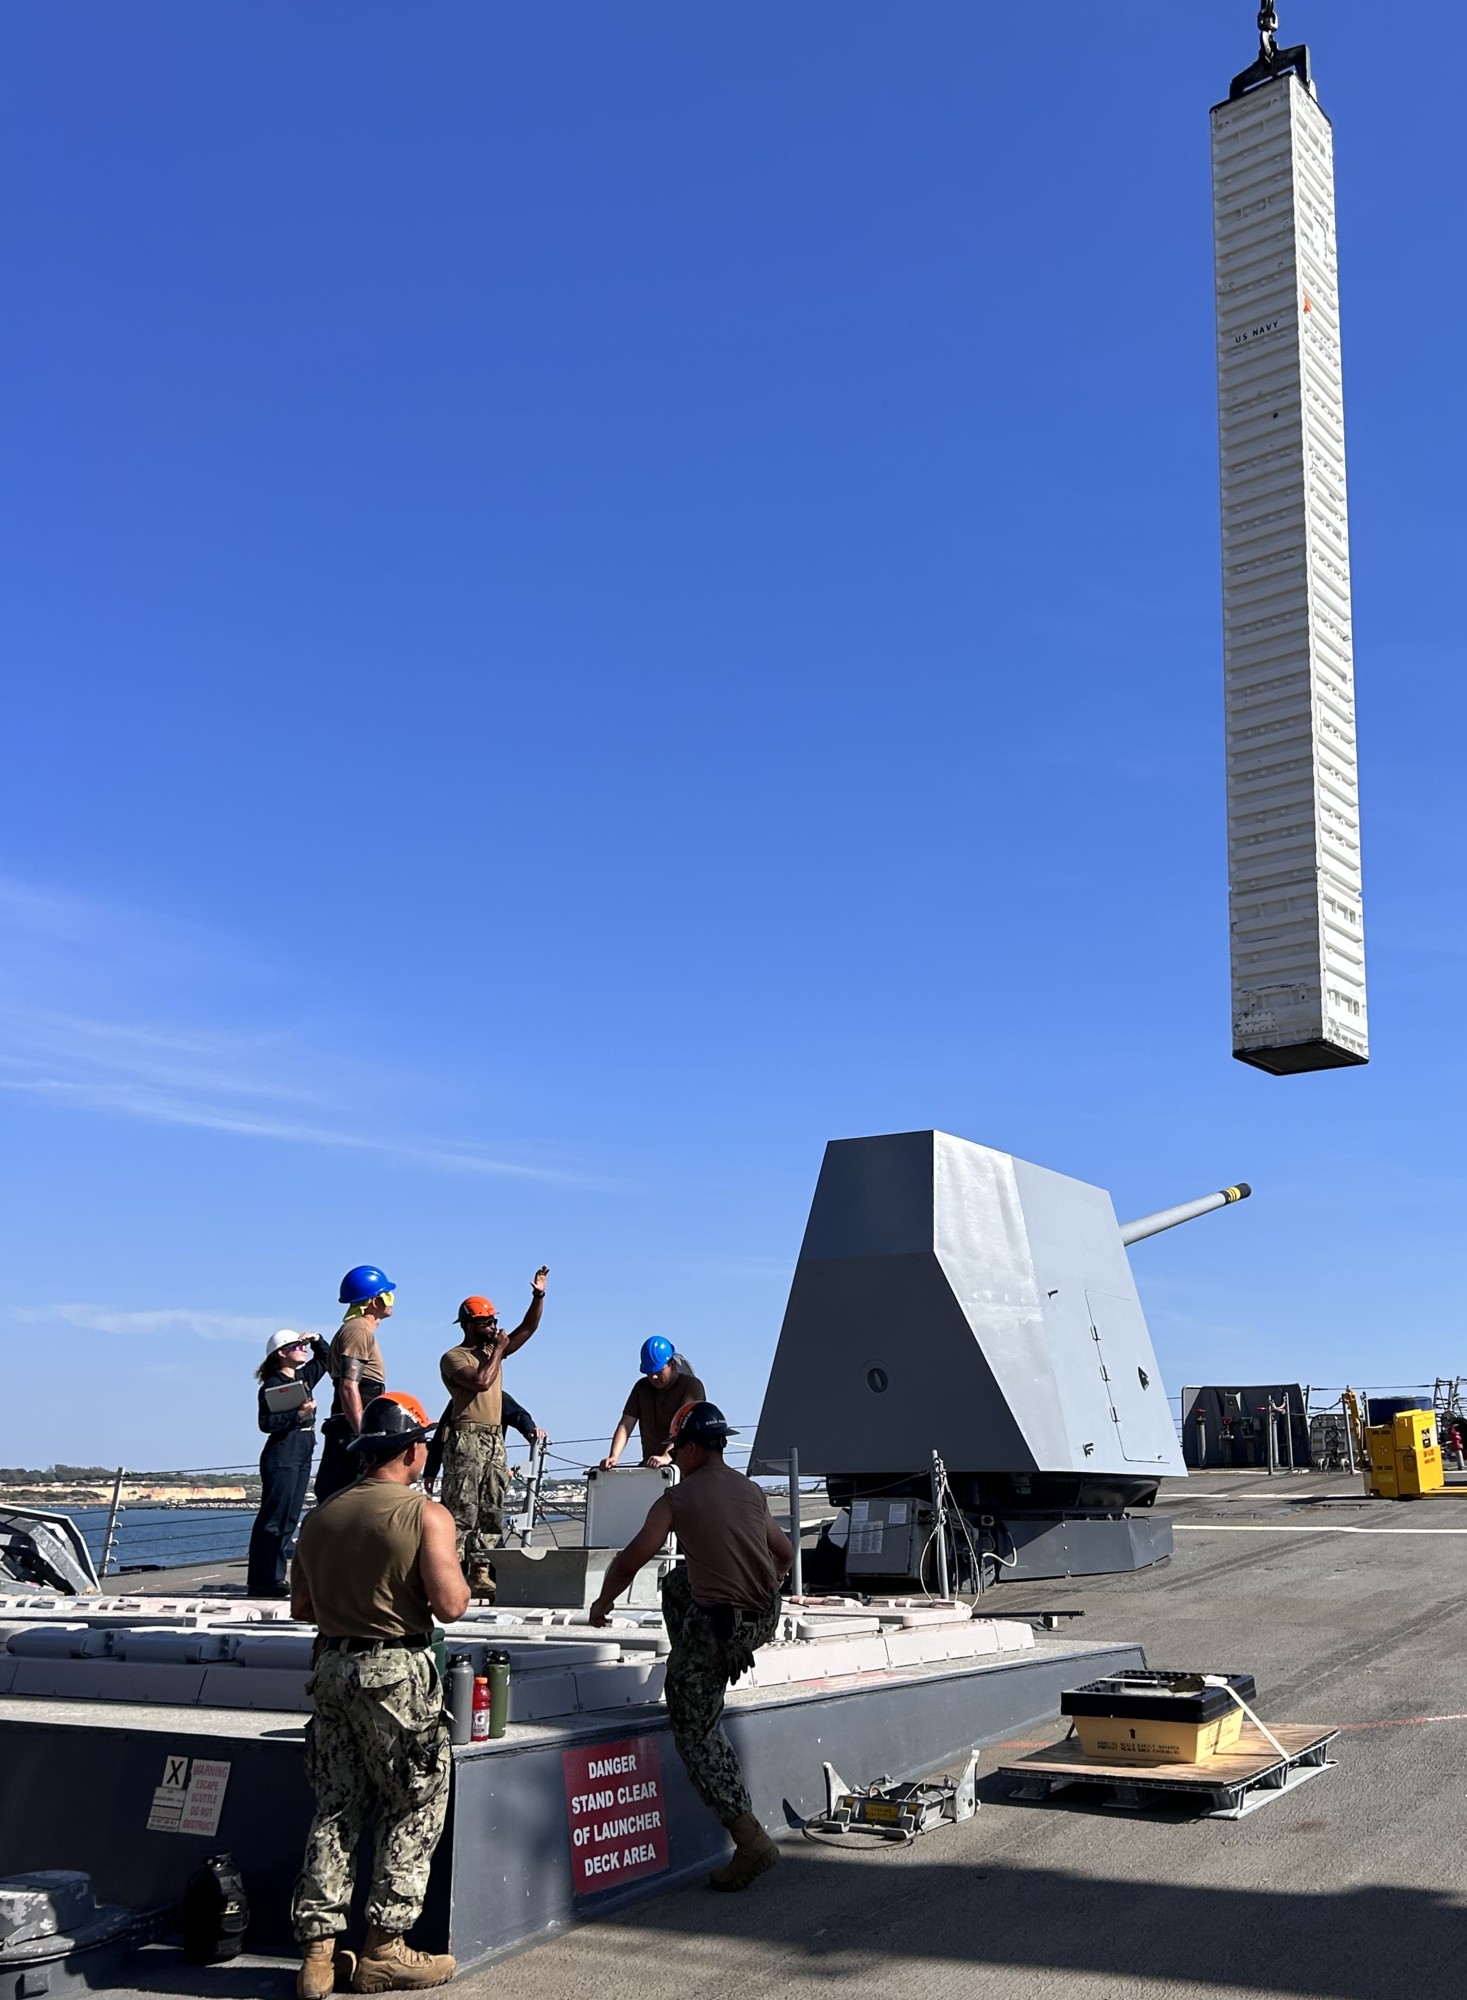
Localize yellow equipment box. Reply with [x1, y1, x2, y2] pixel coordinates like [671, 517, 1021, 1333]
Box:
[1061, 1671, 1255, 1767]
[1072, 1708, 1243, 1766]
[1364, 1409, 1443, 1499]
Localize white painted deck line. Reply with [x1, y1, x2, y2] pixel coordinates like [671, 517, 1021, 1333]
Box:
[1173, 1522, 1467, 1536]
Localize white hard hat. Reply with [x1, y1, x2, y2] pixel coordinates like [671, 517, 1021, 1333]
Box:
[265, 1328, 308, 1358]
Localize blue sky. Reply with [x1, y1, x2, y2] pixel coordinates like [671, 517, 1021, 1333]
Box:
[2, 3, 1462, 1473]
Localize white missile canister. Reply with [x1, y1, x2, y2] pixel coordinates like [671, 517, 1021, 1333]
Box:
[1210, 24, 1368, 1073]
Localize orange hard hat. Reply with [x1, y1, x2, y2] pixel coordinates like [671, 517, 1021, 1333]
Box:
[382, 1389, 431, 1427]
[457, 1296, 496, 1324]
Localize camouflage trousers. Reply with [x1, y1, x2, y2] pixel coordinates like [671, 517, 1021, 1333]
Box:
[661, 1564, 779, 1826]
[439, 1423, 508, 1569]
[291, 1644, 451, 1942]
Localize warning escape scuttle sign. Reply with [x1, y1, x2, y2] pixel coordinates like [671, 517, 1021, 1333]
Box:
[562, 1735, 669, 1894]
[145, 1753, 232, 1836]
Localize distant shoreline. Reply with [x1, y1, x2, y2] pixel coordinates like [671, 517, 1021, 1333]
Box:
[1, 1475, 587, 1511]
[1, 1487, 259, 1509]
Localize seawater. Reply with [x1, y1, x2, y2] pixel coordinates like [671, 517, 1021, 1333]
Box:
[50, 1493, 572, 1575]
[62, 1504, 257, 1573]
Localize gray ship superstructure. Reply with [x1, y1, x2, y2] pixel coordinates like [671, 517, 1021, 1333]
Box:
[752, 1130, 1249, 1580]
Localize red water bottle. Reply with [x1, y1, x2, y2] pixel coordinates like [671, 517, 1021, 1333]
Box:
[470, 1675, 491, 1743]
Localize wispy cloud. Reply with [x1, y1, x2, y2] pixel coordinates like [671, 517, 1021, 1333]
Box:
[0, 1007, 326, 1105]
[0, 1061, 580, 1180]
[0, 875, 599, 1184]
[0, 874, 259, 984]
[9, 1302, 280, 1345]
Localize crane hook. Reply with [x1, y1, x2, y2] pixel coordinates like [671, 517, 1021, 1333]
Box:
[1229, 0, 1309, 99]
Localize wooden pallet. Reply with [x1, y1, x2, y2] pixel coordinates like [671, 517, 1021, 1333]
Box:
[999, 1721, 1338, 1819]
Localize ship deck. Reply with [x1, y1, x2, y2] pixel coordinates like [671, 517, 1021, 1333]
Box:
[17, 1470, 1467, 1999]
[453, 1470, 1456, 2000]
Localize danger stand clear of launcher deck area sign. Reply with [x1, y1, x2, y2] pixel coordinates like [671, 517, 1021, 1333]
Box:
[562, 1735, 669, 1895]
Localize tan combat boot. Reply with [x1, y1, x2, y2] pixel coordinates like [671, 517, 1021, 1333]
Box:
[350, 1925, 456, 1992]
[297, 1939, 337, 2000]
[707, 1812, 779, 1892]
[298, 1939, 356, 1997]
[466, 1563, 496, 1603]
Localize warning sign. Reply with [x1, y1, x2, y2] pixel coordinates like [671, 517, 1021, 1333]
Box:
[562, 1736, 669, 1895]
[146, 1754, 232, 1836]
[179, 1759, 231, 1836]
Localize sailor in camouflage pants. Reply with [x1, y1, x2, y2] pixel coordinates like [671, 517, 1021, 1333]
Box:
[660, 1563, 780, 1824]
[291, 1644, 451, 1942]
[437, 1423, 508, 1574]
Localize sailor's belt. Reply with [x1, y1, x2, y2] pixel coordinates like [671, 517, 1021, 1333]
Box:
[322, 1633, 431, 1652]
[451, 1420, 504, 1433]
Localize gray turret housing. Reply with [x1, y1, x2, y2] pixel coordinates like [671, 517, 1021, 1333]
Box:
[752, 1133, 1248, 1582]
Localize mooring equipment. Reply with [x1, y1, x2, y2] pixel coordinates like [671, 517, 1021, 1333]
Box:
[785, 1755, 978, 1843]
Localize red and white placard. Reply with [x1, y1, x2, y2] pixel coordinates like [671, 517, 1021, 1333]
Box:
[562, 1735, 669, 1894]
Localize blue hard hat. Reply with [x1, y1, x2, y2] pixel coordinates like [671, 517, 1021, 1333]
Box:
[640, 1336, 675, 1376]
[339, 1264, 396, 1306]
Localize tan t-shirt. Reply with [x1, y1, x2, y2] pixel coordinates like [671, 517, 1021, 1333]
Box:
[622, 1370, 706, 1460]
[295, 1479, 432, 1639]
[328, 1316, 385, 1418]
[664, 1457, 781, 1611]
[440, 1342, 503, 1429]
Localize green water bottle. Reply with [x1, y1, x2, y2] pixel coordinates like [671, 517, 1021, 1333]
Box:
[487, 1649, 510, 1739]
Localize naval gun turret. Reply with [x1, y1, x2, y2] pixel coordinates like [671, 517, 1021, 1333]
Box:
[750, 1131, 1251, 1583]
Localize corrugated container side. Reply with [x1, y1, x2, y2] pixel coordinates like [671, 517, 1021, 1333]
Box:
[1210, 73, 1367, 1072]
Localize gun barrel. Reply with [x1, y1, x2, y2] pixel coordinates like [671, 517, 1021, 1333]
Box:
[1120, 1182, 1251, 1247]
